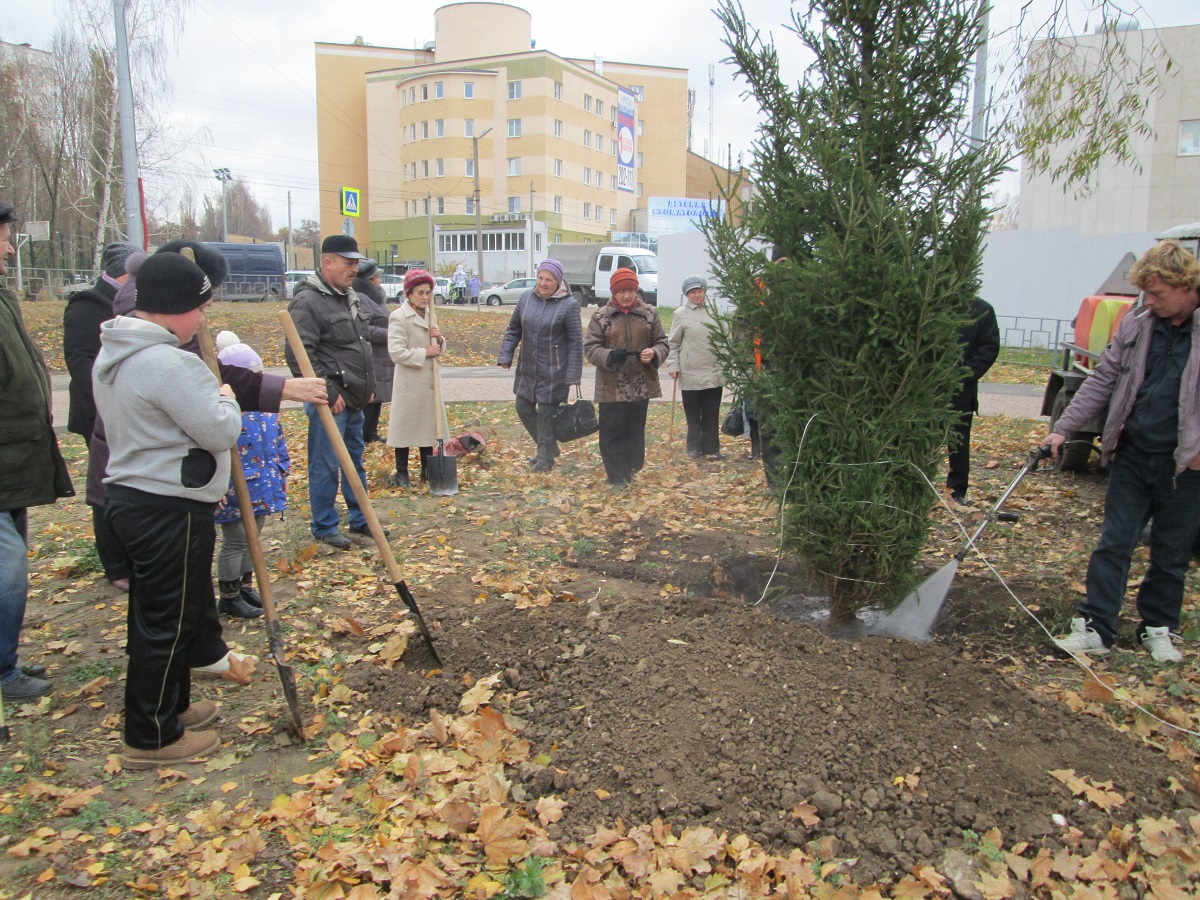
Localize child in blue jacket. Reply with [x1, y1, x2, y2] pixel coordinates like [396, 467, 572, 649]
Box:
[214, 334, 289, 618]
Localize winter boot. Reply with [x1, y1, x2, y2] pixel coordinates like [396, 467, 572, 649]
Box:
[218, 579, 262, 619]
[240, 572, 262, 609]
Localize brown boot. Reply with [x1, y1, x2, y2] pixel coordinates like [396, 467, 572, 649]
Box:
[120, 729, 220, 770]
[178, 700, 219, 730]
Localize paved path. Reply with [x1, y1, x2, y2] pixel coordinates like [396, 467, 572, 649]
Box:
[49, 368, 1045, 434]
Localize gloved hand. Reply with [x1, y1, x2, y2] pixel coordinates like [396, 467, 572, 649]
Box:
[607, 348, 634, 369]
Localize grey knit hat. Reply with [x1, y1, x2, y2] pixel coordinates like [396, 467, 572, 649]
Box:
[681, 275, 708, 295]
[102, 241, 138, 278]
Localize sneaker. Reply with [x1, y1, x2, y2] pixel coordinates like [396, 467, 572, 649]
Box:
[218, 595, 264, 619]
[349, 523, 389, 538]
[194, 651, 257, 675]
[530, 458, 555, 473]
[687, 449, 702, 459]
[1, 672, 53, 700]
[19, 664, 47, 678]
[317, 531, 352, 550]
[950, 492, 972, 507]
[1052, 617, 1111, 657]
[120, 729, 220, 770]
[178, 700, 219, 730]
[1140, 626, 1183, 663]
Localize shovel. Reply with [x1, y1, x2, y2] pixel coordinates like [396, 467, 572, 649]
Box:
[194, 320, 306, 737]
[667, 376, 678, 448]
[280, 311, 443, 666]
[426, 302, 458, 496]
[868, 446, 1051, 642]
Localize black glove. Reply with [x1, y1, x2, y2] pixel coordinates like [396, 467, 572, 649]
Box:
[608, 348, 634, 369]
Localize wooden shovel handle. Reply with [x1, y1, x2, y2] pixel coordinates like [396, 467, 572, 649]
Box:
[279, 311, 405, 585]
[427, 302, 447, 442]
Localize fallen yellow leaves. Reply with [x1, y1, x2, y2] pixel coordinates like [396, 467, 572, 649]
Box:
[1049, 769, 1127, 810]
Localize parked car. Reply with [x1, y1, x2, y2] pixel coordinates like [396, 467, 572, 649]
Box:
[285, 270, 314, 299]
[56, 274, 91, 300]
[379, 273, 405, 301]
[432, 277, 452, 304]
[482, 277, 536, 306]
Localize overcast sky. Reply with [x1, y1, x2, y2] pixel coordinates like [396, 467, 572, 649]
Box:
[1, 0, 1195, 232]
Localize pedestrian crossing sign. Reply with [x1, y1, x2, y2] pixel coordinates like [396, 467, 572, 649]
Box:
[341, 187, 361, 217]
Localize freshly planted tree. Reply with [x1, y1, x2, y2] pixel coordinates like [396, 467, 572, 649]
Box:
[709, 0, 1008, 618]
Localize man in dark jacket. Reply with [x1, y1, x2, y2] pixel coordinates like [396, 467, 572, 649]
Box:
[1, 200, 75, 700]
[285, 235, 376, 549]
[947, 298, 1000, 505]
[63, 241, 136, 589]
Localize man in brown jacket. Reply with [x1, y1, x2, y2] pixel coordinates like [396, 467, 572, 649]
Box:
[1045, 240, 1200, 663]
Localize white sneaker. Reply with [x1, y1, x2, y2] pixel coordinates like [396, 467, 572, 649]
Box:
[1140, 626, 1183, 663]
[1053, 618, 1111, 657]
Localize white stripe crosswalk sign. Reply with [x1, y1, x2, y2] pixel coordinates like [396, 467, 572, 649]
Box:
[341, 187, 360, 217]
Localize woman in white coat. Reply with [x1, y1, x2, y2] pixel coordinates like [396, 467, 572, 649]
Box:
[665, 275, 725, 459]
[387, 270, 449, 488]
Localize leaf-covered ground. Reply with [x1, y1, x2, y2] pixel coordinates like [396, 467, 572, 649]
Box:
[2, 404, 1199, 899]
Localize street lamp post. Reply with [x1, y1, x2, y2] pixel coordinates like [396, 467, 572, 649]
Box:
[472, 126, 492, 283]
[214, 168, 231, 241]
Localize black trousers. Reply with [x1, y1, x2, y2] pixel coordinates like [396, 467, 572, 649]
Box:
[946, 408, 973, 496]
[106, 497, 226, 749]
[362, 402, 383, 442]
[598, 400, 649, 485]
[681, 387, 722, 456]
[395, 446, 432, 478]
[82, 434, 129, 582]
[515, 396, 560, 462]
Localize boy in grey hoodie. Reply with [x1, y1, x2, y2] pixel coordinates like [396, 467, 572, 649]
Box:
[93, 253, 243, 769]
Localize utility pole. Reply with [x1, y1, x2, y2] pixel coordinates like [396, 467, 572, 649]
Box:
[113, 0, 144, 248]
[286, 190, 292, 268]
[472, 126, 492, 283]
[970, 3, 990, 147]
[214, 168, 231, 241]
[528, 181, 535, 277]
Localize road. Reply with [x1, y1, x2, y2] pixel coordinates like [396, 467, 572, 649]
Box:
[48, 367, 1045, 435]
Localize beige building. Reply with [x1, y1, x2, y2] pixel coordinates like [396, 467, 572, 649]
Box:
[1018, 23, 1200, 235]
[314, 2, 691, 281]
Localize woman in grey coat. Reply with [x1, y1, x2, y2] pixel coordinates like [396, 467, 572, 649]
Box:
[354, 259, 395, 443]
[665, 275, 725, 459]
[497, 259, 583, 472]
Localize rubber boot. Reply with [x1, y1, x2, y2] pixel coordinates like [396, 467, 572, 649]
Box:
[240, 572, 262, 609]
[394, 447, 411, 488]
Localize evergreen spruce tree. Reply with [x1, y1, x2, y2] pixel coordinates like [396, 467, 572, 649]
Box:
[709, 0, 1009, 618]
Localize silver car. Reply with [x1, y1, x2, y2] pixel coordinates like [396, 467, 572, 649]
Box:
[482, 277, 536, 306]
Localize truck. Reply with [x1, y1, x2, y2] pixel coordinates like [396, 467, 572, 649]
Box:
[210, 242, 286, 302]
[546, 244, 659, 306]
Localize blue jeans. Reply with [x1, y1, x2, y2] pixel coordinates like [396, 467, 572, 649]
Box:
[1082, 450, 1200, 645]
[0, 509, 29, 684]
[305, 404, 368, 538]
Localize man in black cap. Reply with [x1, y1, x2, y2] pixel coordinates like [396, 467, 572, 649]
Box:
[0, 200, 75, 700]
[63, 241, 137, 591]
[285, 235, 376, 549]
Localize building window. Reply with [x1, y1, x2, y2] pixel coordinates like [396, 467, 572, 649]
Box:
[595, 133, 603, 151]
[466, 197, 475, 214]
[437, 197, 444, 214]
[583, 202, 591, 219]
[508, 157, 522, 176]
[436, 158, 444, 177]
[596, 205, 603, 222]
[554, 119, 562, 137]
[554, 81, 562, 100]
[637, 119, 644, 137]
[584, 166, 591, 183]
[637, 182, 643, 198]
[595, 170, 602, 186]
[410, 124, 417, 141]
[421, 84, 429, 101]
[610, 208, 617, 225]
[584, 93, 592, 112]
[436, 119, 444, 137]
[508, 118, 521, 137]
[422, 121, 429, 139]
[630, 85, 644, 101]
[435, 81, 444, 99]
[611, 107, 617, 125]
[465, 119, 475, 137]
[411, 162, 418, 179]
[464, 82, 474, 98]
[481, 231, 525, 252]
[508, 80, 522, 100]
[465, 158, 474, 177]
[423, 197, 430, 215]
[554, 158, 562, 177]
[508, 196, 522, 214]
[422, 160, 429, 178]
[610, 174, 617, 191]
[1181, 120, 1200, 156]
[553, 195, 562, 213]
[610, 139, 617, 156]
[409, 87, 416, 103]
[636, 152, 643, 168]
[595, 99, 604, 118]
[583, 129, 591, 146]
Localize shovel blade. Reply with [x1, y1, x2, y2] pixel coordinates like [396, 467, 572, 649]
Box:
[265, 620, 306, 736]
[428, 444, 458, 496]
[868, 559, 959, 642]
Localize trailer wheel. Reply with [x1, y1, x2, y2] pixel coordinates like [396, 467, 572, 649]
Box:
[1049, 391, 1098, 472]
[572, 289, 586, 306]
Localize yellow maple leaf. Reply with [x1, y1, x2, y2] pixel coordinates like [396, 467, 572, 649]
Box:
[975, 869, 1014, 900]
[536, 795, 568, 826]
[476, 803, 527, 865]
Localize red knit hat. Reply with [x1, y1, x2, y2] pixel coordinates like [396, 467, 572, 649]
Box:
[609, 267, 639, 295]
[404, 268, 435, 295]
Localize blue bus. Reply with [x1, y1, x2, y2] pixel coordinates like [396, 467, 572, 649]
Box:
[210, 242, 286, 302]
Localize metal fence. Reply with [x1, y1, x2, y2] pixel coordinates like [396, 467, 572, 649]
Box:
[1, 268, 95, 300]
[995, 315, 1073, 350]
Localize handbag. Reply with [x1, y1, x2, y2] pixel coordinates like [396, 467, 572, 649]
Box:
[721, 404, 745, 437]
[553, 386, 599, 442]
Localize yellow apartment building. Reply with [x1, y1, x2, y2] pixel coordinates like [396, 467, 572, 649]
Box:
[314, 1, 692, 282]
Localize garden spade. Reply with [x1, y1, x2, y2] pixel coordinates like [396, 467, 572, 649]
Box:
[280, 311, 443, 665]
[0, 685, 10, 743]
[426, 302, 458, 496]
[667, 376, 678, 448]
[868, 446, 1051, 642]
[194, 319, 305, 737]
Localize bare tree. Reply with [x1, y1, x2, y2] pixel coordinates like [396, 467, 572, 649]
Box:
[198, 179, 273, 242]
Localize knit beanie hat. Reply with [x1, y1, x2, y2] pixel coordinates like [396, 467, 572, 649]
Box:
[215, 330, 240, 352]
[610, 267, 639, 295]
[156, 239, 230, 287]
[358, 259, 381, 280]
[135, 252, 213, 314]
[404, 268, 435, 295]
[101, 241, 138, 278]
[681, 275, 708, 295]
[218, 342, 263, 373]
[537, 258, 565, 286]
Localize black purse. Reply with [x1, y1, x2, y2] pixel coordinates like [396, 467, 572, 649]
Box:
[721, 404, 745, 437]
[553, 386, 599, 442]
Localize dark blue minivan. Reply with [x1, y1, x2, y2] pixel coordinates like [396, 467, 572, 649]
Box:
[210, 242, 286, 301]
